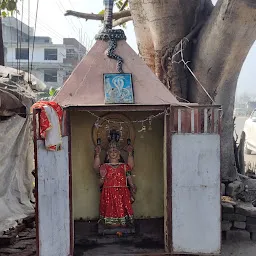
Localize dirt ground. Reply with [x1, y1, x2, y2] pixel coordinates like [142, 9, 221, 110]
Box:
[1, 232, 256, 256]
[221, 241, 256, 256]
[77, 242, 256, 256]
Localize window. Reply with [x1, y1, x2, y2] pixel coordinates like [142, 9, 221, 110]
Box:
[66, 70, 72, 76]
[44, 49, 57, 60]
[15, 48, 29, 60]
[44, 70, 57, 82]
[66, 48, 78, 59]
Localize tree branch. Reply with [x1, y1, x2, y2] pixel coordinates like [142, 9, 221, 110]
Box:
[65, 10, 131, 21]
[113, 16, 132, 27]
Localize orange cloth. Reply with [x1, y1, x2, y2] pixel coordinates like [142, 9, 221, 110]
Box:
[31, 101, 63, 151]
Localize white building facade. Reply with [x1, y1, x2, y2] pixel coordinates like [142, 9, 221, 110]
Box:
[2, 17, 86, 88]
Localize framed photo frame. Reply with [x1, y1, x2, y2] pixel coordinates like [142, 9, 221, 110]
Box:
[103, 73, 134, 104]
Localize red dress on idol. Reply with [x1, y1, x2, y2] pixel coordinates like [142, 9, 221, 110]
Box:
[99, 163, 134, 227]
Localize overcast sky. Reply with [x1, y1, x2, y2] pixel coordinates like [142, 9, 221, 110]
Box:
[17, 0, 255, 97]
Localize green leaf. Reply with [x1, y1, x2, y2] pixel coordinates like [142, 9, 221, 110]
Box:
[1, 11, 7, 17]
[6, 0, 17, 11]
[0, 0, 7, 10]
[49, 87, 56, 97]
[98, 9, 104, 15]
[0, 0, 18, 15]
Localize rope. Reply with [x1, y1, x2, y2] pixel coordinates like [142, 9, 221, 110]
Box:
[172, 38, 215, 104]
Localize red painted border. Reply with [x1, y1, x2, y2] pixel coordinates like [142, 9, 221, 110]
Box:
[67, 109, 74, 255]
[33, 109, 40, 256]
[167, 108, 173, 253]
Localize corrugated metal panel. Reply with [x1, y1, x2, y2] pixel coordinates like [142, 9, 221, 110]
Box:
[54, 40, 178, 107]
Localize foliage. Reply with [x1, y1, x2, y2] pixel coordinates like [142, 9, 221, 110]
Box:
[49, 87, 57, 97]
[114, 0, 128, 11]
[0, 0, 19, 17]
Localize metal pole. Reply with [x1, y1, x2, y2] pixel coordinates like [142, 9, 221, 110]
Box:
[0, 16, 5, 66]
[103, 0, 114, 29]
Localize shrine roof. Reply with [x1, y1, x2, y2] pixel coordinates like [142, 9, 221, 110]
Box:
[54, 40, 179, 107]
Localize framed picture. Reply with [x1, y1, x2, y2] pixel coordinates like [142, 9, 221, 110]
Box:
[103, 73, 134, 104]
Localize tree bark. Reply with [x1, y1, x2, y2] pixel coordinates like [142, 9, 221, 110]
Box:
[113, 16, 132, 27]
[190, 0, 256, 181]
[129, 0, 213, 99]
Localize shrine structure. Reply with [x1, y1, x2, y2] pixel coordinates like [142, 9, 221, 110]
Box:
[32, 1, 222, 255]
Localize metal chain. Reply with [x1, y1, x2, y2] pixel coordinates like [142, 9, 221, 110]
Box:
[86, 108, 170, 125]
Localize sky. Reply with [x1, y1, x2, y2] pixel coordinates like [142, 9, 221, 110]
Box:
[16, 0, 255, 97]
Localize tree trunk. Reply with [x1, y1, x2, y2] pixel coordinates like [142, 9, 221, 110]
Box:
[129, 0, 213, 100]
[129, 0, 256, 181]
[190, 0, 256, 181]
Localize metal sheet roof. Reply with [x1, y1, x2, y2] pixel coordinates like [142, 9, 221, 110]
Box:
[54, 40, 179, 107]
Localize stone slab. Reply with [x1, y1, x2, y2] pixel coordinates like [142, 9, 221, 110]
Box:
[226, 181, 244, 197]
[251, 232, 256, 241]
[0, 235, 16, 246]
[0, 247, 22, 253]
[222, 221, 232, 231]
[222, 202, 234, 213]
[226, 230, 250, 241]
[246, 224, 256, 232]
[233, 221, 246, 229]
[247, 217, 256, 225]
[221, 183, 226, 196]
[22, 215, 35, 225]
[222, 213, 246, 222]
[235, 203, 256, 217]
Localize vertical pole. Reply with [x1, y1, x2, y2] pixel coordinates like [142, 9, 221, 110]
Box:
[178, 109, 182, 133]
[0, 16, 5, 65]
[204, 108, 208, 133]
[103, 0, 114, 29]
[191, 109, 195, 133]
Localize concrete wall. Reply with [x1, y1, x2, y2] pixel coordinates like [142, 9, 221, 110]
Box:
[37, 137, 71, 256]
[5, 44, 66, 63]
[71, 111, 164, 220]
[32, 69, 66, 88]
[171, 134, 221, 255]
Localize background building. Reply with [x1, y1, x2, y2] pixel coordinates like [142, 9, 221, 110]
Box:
[2, 17, 86, 88]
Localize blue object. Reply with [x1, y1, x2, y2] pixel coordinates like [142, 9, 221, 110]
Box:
[104, 73, 134, 104]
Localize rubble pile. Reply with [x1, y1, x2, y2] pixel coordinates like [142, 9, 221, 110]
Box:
[221, 177, 256, 241]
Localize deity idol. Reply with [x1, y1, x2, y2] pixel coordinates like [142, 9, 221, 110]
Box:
[93, 130, 136, 228]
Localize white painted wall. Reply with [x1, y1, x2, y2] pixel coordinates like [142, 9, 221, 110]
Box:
[5, 44, 66, 63]
[5, 44, 69, 88]
[37, 137, 71, 256]
[171, 134, 221, 255]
